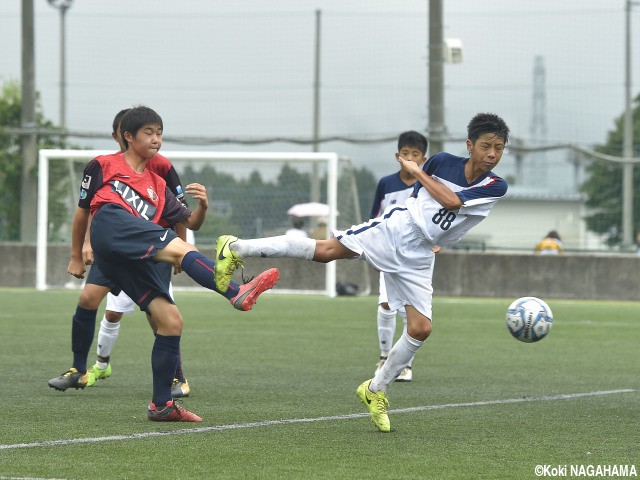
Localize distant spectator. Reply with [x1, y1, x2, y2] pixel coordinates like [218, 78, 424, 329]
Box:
[309, 217, 328, 240]
[285, 217, 308, 237]
[534, 230, 564, 255]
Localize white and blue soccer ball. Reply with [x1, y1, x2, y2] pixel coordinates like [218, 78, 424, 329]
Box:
[505, 296, 553, 343]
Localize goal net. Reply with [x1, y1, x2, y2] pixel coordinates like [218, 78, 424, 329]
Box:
[37, 150, 371, 297]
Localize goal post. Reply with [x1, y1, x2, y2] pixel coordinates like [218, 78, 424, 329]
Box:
[36, 149, 371, 297]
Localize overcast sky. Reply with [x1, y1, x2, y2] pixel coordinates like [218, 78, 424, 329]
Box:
[1, 0, 637, 190]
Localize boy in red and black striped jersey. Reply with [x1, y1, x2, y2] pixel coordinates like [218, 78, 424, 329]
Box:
[48, 108, 194, 397]
[60, 106, 279, 422]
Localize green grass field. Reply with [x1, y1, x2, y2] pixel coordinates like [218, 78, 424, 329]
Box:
[0, 289, 638, 479]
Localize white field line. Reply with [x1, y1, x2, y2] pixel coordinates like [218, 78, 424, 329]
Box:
[0, 477, 67, 480]
[0, 388, 634, 451]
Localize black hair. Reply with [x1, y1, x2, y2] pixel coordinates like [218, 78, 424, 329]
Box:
[292, 217, 305, 229]
[467, 113, 510, 145]
[119, 106, 163, 149]
[112, 108, 130, 134]
[546, 230, 561, 240]
[397, 130, 428, 155]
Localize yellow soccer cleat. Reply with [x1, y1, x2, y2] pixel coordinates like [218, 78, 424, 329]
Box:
[357, 379, 391, 432]
[86, 363, 112, 387]
[215, 235, 243, 293]
[48, 368, 89, 391]
[171, 378, 190, 398]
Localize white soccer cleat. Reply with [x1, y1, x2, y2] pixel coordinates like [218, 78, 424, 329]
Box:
[395, 366, 412, 382]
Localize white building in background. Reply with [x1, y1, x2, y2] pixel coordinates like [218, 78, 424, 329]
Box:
[455, 186, 607, 252]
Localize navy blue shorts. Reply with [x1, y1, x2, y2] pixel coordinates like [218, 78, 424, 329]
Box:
[91, 204, 178, 311]
[86, 262, 117, 291]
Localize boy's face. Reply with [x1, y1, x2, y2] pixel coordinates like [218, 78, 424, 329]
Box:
[396, 146, 425, 165]
[467, 132, 505, 172]
[124, 123, 163, 159]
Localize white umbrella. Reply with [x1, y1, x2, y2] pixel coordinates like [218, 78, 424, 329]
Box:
[287, 202, 337, 217]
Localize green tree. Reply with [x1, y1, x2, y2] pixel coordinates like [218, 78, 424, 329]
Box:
[0, 79, 67, 241]
[581, 95, 640, 246]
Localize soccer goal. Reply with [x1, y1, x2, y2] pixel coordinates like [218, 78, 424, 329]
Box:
[36, 150, 371, 297]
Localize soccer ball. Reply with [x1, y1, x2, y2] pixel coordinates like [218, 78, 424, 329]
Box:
[505, 296, 553, 343]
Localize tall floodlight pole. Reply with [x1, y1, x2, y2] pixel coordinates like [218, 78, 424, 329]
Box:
[47, 0, 73, 129]
[311, 9, 321, 204]
[623, 0, 637, 248]
[428, 0, 445, 155]
[20, 0, 37, 242]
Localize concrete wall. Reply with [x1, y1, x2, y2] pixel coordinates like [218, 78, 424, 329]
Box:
[3, 244, 640, 301]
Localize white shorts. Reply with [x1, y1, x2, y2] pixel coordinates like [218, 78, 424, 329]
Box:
[377, 273, 407, 317]
[335, 207, 434, 319]
[378, 272, 388, 305]
[105, 282, 175, 314]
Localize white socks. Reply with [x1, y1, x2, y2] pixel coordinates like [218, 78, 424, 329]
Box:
[96, 317, 120, 360]
[370, 331, 423, 393]
[233, 236, 316, 260]
[377, 306, 397, 357]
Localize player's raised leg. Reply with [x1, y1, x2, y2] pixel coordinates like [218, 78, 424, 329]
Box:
[153, 237, 279, 309]
[213, 234, 354, 291]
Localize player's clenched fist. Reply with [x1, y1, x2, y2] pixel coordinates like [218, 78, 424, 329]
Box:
[67, 257, 86, 279]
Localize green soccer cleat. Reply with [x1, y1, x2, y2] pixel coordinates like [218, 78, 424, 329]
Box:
[215, 235, 243, 293]
[86, 363, 112, 387]
[48, 368, 89, 391]
[171, 378, 190, 398]
[357, 379, 391, 432]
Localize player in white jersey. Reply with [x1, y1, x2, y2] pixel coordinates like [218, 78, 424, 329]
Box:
[369, 131, 427, 382]
[214, 113, 510, 432]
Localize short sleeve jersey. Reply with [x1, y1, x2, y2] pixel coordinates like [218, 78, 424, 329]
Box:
[369, 171, 416, 219]
[406, 151, 507, 247]
[78, 152, 190, 227]
[146, 153, 187, 206]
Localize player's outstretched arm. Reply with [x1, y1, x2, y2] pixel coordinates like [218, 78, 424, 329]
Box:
[181, 183, 209, 231]
[397, 156, 462, 210]
[68, 207, 91, 279]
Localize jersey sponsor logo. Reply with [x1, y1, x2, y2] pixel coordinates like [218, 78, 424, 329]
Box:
[81, 175, 92, 189]
[110, 180, 158, 220]
[147, 187, 158, 201]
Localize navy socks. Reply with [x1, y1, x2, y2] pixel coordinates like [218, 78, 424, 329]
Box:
[152, 334, 181, 407]
[181, 251, 239, 299]
[71, 305, 97, 373]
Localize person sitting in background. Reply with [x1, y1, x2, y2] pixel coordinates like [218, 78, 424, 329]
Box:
[285, 217, 308, 237]
[309, 217, 327, 240]
[534, 230, 564, 255]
